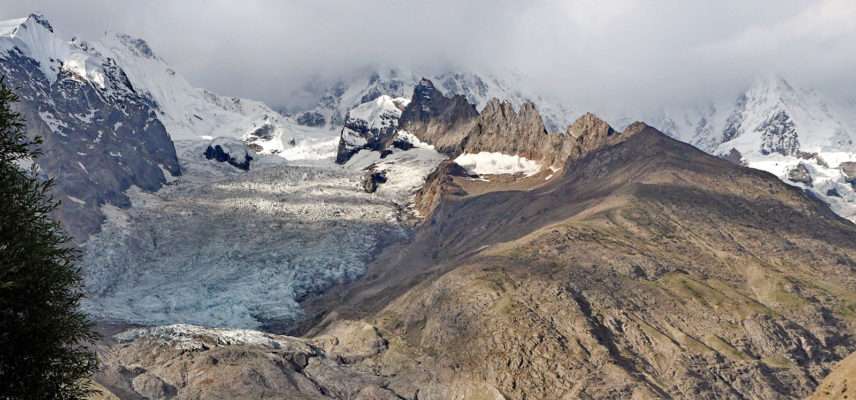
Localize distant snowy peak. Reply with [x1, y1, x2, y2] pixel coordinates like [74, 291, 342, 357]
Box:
[95, 31, 295, 151]
[293, 67, 574, 133]
[347, 95, 409, 127]
[0, 14, 182, 240]
[648, 75, 856, 223]
[1, 14, 298, 153]
[717, 75, 854, 158]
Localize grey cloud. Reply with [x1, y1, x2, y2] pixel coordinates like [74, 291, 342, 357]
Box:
[1, 0, 854, 115]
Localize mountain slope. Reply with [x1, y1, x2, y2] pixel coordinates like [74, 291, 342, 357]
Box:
[809, 350, 856, 400]
[298, 123, 856, 399]
[648, 76, 856, 222]
[0, 14, 181, 240]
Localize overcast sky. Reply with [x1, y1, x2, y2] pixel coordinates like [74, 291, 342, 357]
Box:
[1, 0, 854, 113]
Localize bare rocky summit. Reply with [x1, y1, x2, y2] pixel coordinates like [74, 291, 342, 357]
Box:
[399, 79, 627, 170]
[397, 78, 480, 154]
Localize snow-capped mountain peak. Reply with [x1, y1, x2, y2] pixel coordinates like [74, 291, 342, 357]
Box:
[291, 66, 575, 133]
[0, 14, 80, 84]
[718, 75, 853, 157]
[642, 74, 856, 222]
[0, 13, 53, 37]
[1, 14, 315, 154]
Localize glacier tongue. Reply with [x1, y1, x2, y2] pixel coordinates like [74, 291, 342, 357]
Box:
[81, 141, 408, 328]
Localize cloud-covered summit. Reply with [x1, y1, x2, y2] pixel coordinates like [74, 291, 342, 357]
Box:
[1, 0, 854, 115]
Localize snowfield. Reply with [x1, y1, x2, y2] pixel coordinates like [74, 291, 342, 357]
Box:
[454, 152, 542, 177]
[81, 140, 411, 328]
[749, 153, 856, 221]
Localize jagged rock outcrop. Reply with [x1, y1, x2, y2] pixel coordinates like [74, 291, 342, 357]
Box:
[204, 137, 253, 170]
[759, 110, 800, 156]
[1, 15, 180, 240]
[460, 99, 551, 160]
[398, 78, 479, 154]
[399, 79, 629, 172]
[842, 162, 856, 186]
[788, 163, 813, 186]
[336, 95, 408, 164]
[809, 350, 856, 400]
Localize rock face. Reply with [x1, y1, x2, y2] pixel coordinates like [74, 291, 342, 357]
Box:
[398, 78, 479, 154]
[722, 148, 745, 165]
[0, 14, 180, 240]
[788, 163, 813, 186]
[460, 99, 550, 160]
[759, 110, 800, 156]
[413, 160, 470, 217]
[336, 95, 408, 164]
[842, 161, 856, 186]
[809, 350, 856, 400]
[399, 79, 628, 172]
[95, 323, 407, 399]
[302, 125, 856, 399]
[204, 137, 253, 170]
[296, 111, 326, 127]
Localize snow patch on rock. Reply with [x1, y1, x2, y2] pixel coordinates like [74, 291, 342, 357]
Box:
[454, 152, 541, 177]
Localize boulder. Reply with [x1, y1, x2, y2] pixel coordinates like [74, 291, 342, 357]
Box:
[204, 137, 253, 171]
[131, 372, 177, 399]
[361, 169, 388, 193]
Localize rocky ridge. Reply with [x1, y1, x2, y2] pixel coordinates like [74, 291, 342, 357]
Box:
[335, 95, 409, 164]
[399, 79, 625, 170]
[301, 123, 856, 399]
